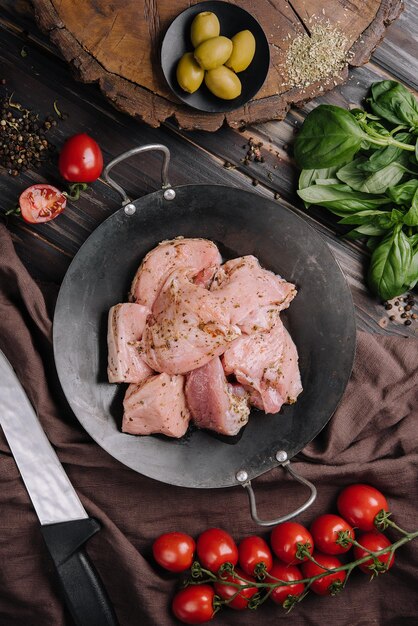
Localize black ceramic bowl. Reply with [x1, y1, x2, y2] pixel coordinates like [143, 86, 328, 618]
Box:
[161, 1, 270, 113]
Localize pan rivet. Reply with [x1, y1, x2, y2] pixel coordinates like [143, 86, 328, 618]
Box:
[276, 450, 288, 463]
[236, 470, 249, 483]
[124, 203, 136, 216]
[163, 188, 176, 201]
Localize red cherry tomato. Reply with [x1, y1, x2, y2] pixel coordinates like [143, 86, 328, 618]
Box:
[172, 585, 215, 624]
[270, 522, 314, 564]
[19, 184, 66, 224]
[238, 536, 273, 577]
[196, 528, 238, 573]
[214, 567, 258, 610]
[269, 561, 305, 606]
[301, 553, 346, 596]
[310, 514, 355, 555]
[337, 484, 389, 531]
[353, 531, 394, 574]
[59, 133, 103, 183]
[152, 532, 195, 573]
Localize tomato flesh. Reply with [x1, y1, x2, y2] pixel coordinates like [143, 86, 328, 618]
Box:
[238, 536, 273, 577]
[310, 514, 355, 555]
[214, 567, 258, 610]
[353, 531, 394, 574]
[152, 532, 195, 573]
[172, 584, 215, 624]
[59, 133, 103, 182]
[337, 484, 389, 531]
[19, 184, 66, 224]
[270, 522, 314, 564]
[196, 528, 238, 573]
[269, 560, 305, 606]
[301, 552, 346, 595]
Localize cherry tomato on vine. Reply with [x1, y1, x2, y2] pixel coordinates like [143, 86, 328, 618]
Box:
[152, 532, 195, 573]
[19, 184, 66, 224]
[337, 484, 389, 531]
[270, 522, 314, 564]
[214, 567, 258, 610]
[59, 133, 103, 183]
[196, 528, 238, 573]
[172, 584, 215, 624]
[238, 536, 273, 577]
[301, 553, 346, 596]
[310, 514, 355, 555]
[353, 531, 394, 574]
[269, 561, 305, 606]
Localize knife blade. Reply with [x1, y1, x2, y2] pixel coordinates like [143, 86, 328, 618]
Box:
[0, 350, 118, 626]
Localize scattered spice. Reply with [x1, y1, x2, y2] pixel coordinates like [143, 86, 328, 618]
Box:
[251, 178, 259, 186]
[20, 46, 28, 58]
[241, 138, 265, 165]
[53, 100, 63, 119]
[223, 161, 236, 170]
[285, 21, 349, 88]
[404, 319, 412, 326]
[0, 92, 57, 176]
[385, 304, 393, 310]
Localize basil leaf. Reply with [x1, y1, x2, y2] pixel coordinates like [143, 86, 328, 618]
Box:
[404, 188, 418, 226]
[338, 210, 391, 225]
[405, 248, 418, 289]
[368, 226, 413, 300]
[373, 208, 405, 229]
[314, 178, 341, 185]
[337, 157, 407, 194]
[370, 81, 418, 128]
[387, 179, 418, 204]
[297, 184, 391, 215]
[298, 166, 342, 190]
[294, 105, 367, 169]
[356, 133, 413, 172]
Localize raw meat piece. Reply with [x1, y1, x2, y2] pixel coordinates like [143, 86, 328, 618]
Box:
[185, 357, 250, 436]
[222, 318, 302, 414]
[130, 238, 222, 308]
[107, 303, 153, 383]
[122, 373, 190, 437]
[142, 269, 240, 375]
[211, 256, 296, 330]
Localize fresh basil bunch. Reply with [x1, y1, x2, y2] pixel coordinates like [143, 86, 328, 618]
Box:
[295, 80, 418, 301]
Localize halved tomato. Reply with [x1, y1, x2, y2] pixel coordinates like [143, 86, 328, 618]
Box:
[19, 184, 66, 224]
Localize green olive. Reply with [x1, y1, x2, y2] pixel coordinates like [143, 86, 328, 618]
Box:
[225, 30, 256, 72]
[176, 52, 204, 94]
[190, 11, 220, 48]
[205, 66, 242, 100]
[194, 36, 233, 71]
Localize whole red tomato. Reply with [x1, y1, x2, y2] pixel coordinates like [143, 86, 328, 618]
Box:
[59, 133, 103, 183]
[270, 522, 314, 564]
[172, 585, 215, 624]
[152, 532, 195, 573]
[353, 531, 394, 574]
[310, 514, 355, 555]
[238, 536, 273, 577]
[214, 567, 258, 610]
[19, 184, 66, 224]
[337, 484, 389, 531]
[268, 561, 305, 606]
[196, 528, 238, 573]
[301, 553, 346, 596]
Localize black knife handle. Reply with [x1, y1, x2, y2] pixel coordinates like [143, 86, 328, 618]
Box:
[41, 518, 118, 626]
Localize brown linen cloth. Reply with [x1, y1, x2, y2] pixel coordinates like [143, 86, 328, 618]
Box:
[0, 222, 417, 626]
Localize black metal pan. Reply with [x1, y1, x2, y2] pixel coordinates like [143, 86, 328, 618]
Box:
[53, 144, 356, 526]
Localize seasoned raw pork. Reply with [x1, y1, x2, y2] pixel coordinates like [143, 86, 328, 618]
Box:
[130, 238, 222, 308]
[142, 269, 240, 375]
[211, 256, 296, 331]
[223, 318, 302, 414]
[185, 357, 250, 436]
[107, 303, 154, 384]
[122, 373, 190, 437]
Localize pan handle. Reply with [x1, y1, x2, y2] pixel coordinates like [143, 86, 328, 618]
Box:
[236, 451, 317, 527]
[103, 144, 175, 207]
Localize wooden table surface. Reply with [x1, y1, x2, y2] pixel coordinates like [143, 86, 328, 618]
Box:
[1, 0, 417, 337]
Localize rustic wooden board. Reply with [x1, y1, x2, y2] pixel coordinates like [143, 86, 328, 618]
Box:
[32, 0, 403, 130]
